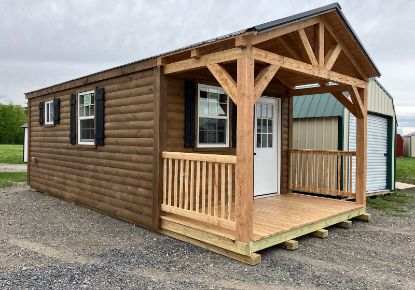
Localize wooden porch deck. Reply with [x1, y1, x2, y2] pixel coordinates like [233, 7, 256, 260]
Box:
[160, 193, 365, 264]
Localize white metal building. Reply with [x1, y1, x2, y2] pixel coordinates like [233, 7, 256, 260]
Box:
[403, 133, 415, 157]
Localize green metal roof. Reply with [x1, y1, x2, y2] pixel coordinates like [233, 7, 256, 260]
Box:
[293, 94, 344, 118]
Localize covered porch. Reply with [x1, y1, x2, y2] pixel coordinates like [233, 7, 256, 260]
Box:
[155, 5, 379, 264]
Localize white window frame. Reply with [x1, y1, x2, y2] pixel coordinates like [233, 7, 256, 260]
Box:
[44, 100, 54, 125]
[196, 84, 230, 148]
[77, 90, 95, 146]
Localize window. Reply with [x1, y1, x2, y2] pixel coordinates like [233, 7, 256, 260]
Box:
[256, 102, 274, 148]
[197, 84, 229, 147]
[78, 90, 95, 145]
[44, 100, 54, 125]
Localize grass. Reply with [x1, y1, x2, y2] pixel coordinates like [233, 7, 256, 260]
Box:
[0, 144, 24, 164]
[367, 189, 415, 216]
[0, 172, 27, 188]
[396, 157, 415, 184]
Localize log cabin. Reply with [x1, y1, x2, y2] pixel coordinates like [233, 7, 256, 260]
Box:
[25, 3, 380, 264]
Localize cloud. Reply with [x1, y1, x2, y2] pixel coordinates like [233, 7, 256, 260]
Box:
[0, 0, 414, 129]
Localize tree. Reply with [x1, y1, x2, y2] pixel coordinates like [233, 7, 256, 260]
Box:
[0, 104, 27, 144]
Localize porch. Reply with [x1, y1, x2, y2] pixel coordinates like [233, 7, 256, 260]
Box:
[160, 190, 364, 265]
[159, 151, 364, 264]
[154, 6, 377, 263]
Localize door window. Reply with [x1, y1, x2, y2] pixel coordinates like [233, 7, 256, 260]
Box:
[256, 103, 273, 148]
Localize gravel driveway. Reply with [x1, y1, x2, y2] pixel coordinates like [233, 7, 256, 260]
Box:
[0, 185, 414, 289]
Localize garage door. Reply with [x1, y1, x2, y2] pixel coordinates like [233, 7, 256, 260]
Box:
[349, 113, 388, 192]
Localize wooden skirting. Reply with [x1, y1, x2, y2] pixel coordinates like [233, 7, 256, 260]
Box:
[160, 193, 366, 264]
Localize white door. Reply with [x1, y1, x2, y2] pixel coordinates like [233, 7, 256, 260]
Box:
[254, 97, 280, 197]
[349, 113, 388, 192]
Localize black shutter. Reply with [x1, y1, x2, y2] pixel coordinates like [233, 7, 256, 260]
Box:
[53, 98, 60, 124]
[69, 94, 76, 145]
[38, 102, 44, 125]
[231, 100, 237, 148]
[95, 87, 105, 146]
[184, 80, 196, 148]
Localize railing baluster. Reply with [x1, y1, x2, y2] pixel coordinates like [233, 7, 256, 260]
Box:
[190, 160, 194, 211]
[221, 163, 225, 219]
[179, 159, 184, 208]
[227, 164, 232, 221]
[163, 158, 167, 205]
[349, 154, 353, 197]
[214, 163, 219, 217]
[202, 161, 206, 214]
[195, 161, 200, 213]
[208, 162, 212, 216]
[174, 159, 178, 207]
[168, 158, 172, 206]
[337, 153, 340, 194]
[184, 160, 189, 209]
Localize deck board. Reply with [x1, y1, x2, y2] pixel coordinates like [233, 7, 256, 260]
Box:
[252, 193, 362, 240]
[160, 193, 364, 249]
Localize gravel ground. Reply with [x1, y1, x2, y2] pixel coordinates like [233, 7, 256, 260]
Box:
[0, 164, 27, 172]
[0, 185, 414, 289]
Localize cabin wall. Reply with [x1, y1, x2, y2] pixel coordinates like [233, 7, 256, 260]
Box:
[164, 76, 291, 194]
[28, 68, 157, 228]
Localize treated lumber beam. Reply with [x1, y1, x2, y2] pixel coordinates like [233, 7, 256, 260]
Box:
[324, 44, 342, 71]
[349, 85, 364, 118]
[323, 18, 367, 79]
[164, 47, 244, 74]
[207, 63, 238, 104]
[356, 87, 368, 206]
[311, 229, 328, 238]
[238, 17, 320, 46]
[288, 84, 349, 96]
[298, 28, 318, 66]
[331, 91, 357, 116]
[254, 63, 281, 100]
[336, 220, 352, 229]
[355, 213, 371, 222]
[160, 229, 261, 265]
[235, 51, 255, 243]
[251, 47, 367, 88]
[315, 22, 325, 67]
[190, 49, 201, 59]
[279, 240, 298, 251]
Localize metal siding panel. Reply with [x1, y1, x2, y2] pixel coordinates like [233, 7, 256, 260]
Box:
[292, 117, 338, 150]
[349, 114, 388, 192]
[368, 79, 395, 117]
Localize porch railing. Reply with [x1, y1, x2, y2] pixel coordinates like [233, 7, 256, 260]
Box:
[289, 149, 356, 198]
[161, 152, 236, 230]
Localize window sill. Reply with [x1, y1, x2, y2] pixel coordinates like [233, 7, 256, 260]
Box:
[74, 144, 97, 150]
[43, 123, 55, 127]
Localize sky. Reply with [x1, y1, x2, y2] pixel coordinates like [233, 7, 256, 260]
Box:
[1, 0, 414, 133]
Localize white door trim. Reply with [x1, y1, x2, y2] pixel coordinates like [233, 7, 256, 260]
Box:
[253, 97, 281, 198]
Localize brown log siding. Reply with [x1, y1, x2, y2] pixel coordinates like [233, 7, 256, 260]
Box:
[28, 69, 156, 228]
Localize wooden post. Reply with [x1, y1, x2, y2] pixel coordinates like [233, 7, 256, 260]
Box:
[355, 87, 367, 205]
[235, 47, 255, 242]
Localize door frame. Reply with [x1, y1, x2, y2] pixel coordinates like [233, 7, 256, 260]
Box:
[253, 96, 282, 198]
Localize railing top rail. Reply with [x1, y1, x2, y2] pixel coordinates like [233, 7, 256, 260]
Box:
[162, 151, 237, 164]
[289, 149, 356, 156]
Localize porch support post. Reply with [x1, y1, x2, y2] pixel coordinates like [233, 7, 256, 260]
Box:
[235, 47, 255, 242]
[355, 87, 368, 205]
